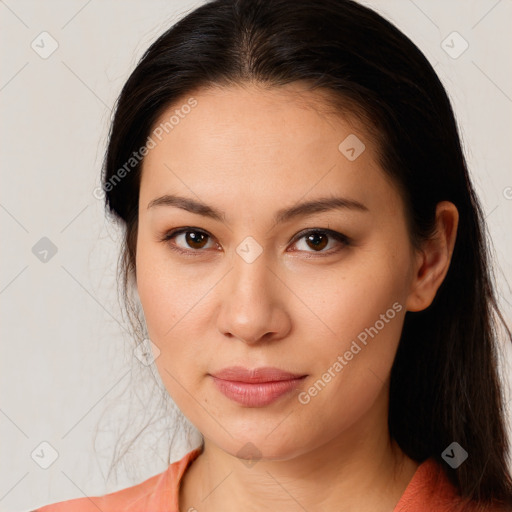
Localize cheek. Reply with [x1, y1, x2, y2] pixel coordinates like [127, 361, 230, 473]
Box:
[135, 237, 217, 399]
[291, 249, 409, 411]
[292, 248, 408, 349]
[136, 256, 176, 341]
[135, 235, 206, 340]
[135, 250, 205, 414]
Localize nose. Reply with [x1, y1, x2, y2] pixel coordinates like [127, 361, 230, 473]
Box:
[216, 248, 292, 345]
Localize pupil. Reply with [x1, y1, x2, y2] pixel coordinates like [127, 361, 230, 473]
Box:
[307, 232, 327, 251]
[187, 231, 207, 248]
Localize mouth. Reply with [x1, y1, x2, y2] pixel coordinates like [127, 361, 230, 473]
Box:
[209, 366, 307, 407]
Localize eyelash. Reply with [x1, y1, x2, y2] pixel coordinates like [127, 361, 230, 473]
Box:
[159, 227, 351, 257]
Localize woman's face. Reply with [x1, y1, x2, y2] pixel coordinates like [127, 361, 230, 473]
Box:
[136, 83, 420, 460]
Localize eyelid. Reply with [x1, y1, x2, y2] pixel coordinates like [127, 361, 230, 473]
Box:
[288, 227, 350, 247]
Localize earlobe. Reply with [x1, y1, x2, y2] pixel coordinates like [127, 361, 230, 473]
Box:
[405, 201, 459, 313]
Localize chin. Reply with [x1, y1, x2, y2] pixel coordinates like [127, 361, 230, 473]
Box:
[214, 431, 312, 463]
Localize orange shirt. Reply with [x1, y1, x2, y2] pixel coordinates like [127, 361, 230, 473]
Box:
[32, 448, 505, 511]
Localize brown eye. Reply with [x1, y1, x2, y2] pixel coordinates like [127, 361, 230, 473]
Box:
[183, 230, 209, 249]
[291, 229, 350, 254]
[161, 227, 350, 256]
[161, 228, 216, 253]
[304, 232, 329, 251]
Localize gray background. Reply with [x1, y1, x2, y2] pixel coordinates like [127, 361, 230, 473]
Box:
[1, 1, 511, 511]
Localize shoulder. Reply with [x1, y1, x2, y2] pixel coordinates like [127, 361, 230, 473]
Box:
[394, 457, 509, 512]
[31, 448, 202, 512]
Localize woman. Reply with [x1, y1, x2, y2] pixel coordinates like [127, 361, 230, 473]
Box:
[33, 0, 512, 510]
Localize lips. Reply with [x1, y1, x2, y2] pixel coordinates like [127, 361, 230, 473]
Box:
[210, 366, 307, 407]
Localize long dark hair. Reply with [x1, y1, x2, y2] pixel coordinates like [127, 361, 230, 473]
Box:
[101, 0, 512, 505]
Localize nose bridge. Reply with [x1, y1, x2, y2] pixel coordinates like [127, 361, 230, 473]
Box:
[231, 242, 272, 302]
[217, 239, 290, 344]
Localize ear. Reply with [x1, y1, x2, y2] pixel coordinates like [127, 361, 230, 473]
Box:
[405, 201, 459, 312]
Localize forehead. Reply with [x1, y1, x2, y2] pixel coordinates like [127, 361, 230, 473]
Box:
[139, 83, 400, 219]
[147, 81, 375, 156]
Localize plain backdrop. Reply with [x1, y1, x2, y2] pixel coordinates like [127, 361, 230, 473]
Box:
[1, 1, 511, 511]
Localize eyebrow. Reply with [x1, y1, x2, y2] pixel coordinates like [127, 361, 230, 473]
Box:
[147, 193, 369, 224]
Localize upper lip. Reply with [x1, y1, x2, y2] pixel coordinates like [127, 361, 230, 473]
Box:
[210, 366, 306, 383]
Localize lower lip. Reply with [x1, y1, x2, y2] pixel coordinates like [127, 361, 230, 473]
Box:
[211, 376, 306, 407]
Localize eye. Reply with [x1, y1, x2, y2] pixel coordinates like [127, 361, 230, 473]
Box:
[160, 228, 218, 254]
[159, 227, 350, 256]
[289, 229, 350, 254]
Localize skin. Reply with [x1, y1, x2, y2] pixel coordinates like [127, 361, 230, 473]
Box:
[135, 82, 459, 512]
